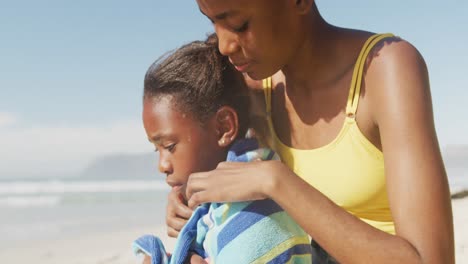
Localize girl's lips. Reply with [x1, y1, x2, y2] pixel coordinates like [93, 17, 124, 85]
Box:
[167, 179, 182, 189]
[171, 185, 182, 190]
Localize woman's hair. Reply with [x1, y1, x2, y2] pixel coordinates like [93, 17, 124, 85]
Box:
[144, 34, 250, 136]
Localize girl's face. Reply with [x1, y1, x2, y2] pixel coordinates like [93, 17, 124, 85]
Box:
[142, 96, 225, 197]
[197, 0, 304, 80]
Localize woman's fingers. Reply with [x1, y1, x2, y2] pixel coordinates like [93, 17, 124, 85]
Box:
[166, 213, 188, 237]
[216, 161, 241, 168]
[167, 187, 193, 218]
[189, 253, 208, 264]
[187, 190, 209, 209]
[185, 161, 272, 207]
[166, 226, 180, 238]
[185, 160, 286, 208]
[142, 254, 152, 264]
[166, 188, 193, 237]
[172, 200, 193, 219]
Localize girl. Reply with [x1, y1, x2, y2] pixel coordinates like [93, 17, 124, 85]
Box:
[138, 35, 312, 264]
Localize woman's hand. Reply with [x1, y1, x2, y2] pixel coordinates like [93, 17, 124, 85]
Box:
[186, 160, 290, 208]
[188, 253, 209, 264]
[166, 186, 193, 237]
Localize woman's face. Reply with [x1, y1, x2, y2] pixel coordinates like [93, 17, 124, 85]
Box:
[197, 0, 303, 80]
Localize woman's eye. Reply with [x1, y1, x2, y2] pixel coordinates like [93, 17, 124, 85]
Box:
[234, 21, 249, 33]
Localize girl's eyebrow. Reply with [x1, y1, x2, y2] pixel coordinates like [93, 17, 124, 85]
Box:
[148, 133, 170, 144]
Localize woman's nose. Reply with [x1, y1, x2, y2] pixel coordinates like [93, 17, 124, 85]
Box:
[215, 26, 241, 56]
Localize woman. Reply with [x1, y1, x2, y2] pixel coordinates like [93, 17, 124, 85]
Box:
[167, 0, 455, 263]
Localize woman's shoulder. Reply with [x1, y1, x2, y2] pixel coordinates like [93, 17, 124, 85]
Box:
[363, 35, 431, 125]
[354, 33, 431, 147]
[365, 35, 428, 96]
[343, 30, 425, 73]
[369, 35, 425, 70]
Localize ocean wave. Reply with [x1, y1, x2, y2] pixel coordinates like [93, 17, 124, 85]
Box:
[0, 180, 168, 195]
[0, 195, 61, 207]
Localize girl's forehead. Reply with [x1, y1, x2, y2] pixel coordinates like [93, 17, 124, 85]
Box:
[143, 96, 175, 117]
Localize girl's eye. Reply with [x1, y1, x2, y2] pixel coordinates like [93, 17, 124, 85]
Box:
[164, 144, 176, 152]
[234, 21, 249, 33]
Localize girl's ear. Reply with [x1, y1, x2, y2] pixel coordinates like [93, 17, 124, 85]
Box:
[294, 0, 314, 15]
[214, 106, 239, 147]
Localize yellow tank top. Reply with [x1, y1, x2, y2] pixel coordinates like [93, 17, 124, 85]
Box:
[262, 33, 395, 234]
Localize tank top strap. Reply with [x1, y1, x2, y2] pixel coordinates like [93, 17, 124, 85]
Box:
[262, 77, 272, 116]
[346, 33, 395, 117]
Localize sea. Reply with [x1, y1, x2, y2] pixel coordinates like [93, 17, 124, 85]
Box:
[0, 167, 466, 252]
[0, 179, 169, 250]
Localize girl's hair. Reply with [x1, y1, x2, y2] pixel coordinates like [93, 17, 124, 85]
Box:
[144, 34, 250, 136]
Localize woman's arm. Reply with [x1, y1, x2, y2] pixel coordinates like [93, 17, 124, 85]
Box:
[368, 40, 454, 263]
[186, 40, 454, 263]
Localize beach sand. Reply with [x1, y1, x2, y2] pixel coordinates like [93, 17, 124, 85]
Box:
[453, 197, 468, 264]
[0, 198, 466, 264]
[0, 225, 176, 264]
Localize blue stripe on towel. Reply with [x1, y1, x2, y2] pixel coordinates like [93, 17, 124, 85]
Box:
[227, 138, 259, 158]
[267, 244, 314, 264]
[266, 150, 275, 161]
[217, 199, 283, 252]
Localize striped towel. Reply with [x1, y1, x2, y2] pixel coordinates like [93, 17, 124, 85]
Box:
[133, 138, 312, 264]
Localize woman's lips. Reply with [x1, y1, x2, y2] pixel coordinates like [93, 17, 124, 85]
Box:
[234, 63, 249, 72]
[231, 59, 251, 72]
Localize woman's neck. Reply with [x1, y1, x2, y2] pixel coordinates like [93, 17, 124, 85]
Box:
[281, 10, 353, 93]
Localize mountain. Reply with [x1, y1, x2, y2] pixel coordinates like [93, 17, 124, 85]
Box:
[74, 144, 468, 181]
[78, 152, 163, 180]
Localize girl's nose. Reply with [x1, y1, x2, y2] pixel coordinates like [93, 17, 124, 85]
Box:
[158, 155, 172, 175]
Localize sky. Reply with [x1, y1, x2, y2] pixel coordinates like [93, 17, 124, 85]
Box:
[0, 0, 467, 178]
